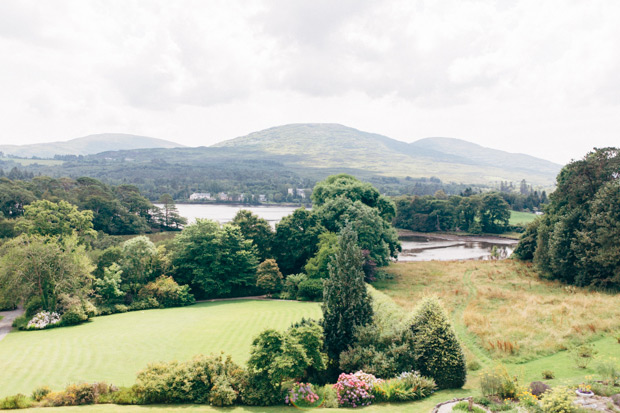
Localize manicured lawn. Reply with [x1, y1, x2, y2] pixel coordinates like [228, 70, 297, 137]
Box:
[0, 300, 321, 398]
[509, 210, 538, 226]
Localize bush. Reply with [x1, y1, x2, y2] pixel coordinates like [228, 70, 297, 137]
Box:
[285, 382, 321, 408]
[316, 384, 339, 408]
[540, 386, 576, 413]
[129, 297, 160, 311]
[572, 344, 597, 369]
[114, 304, 128, 313]
[297, 278, 323, 301]
[209, 376, 238, 407]
[57, 295, 96, 326]
[372, 371, 436, 403]
[134, 354, 243, 404]
[32, 386, 52, 401]
[281, 273, 307, 300]
[26, 311, 61, 329]
[239, 372, 281, 406]
[25, 297, 43, 317]
[333, 371, 378, 407]
[480, 365, 522, 399]
[101, 387, 138, 405]
[256, 259, 283, 294]
[407, 297, 467, 389]
[11, 315, 28, 330]
[529, 381, 551, 397]
[43, 382, 114, 406]
[138, 275, 195, 308]
[542, 370, 555, 379]
[0, 394, 32, 409]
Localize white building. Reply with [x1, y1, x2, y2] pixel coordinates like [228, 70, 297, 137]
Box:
[189, 192, 212, 200]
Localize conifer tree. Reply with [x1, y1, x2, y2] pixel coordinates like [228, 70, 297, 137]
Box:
[321, 224, 373, 362]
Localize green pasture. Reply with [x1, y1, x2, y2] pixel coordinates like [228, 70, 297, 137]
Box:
[509, 210, 538, 226]
[0, 300, 321, 398]
[0, 157, 64, 166]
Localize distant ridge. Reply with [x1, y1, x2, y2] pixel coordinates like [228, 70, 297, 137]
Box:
[215, 123, 562, 186]
[0, 133, 184, 158]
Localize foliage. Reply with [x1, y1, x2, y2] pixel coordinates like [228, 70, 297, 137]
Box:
[172, 219, 259, 298]
[153, 193, 186, 230]
[94, 263, 124, 301]
[255, 259, 283, 294]
[26, 311, 61, 330]
[0, 234, 93, 312]
[32, 386, 52, 402]
[480, 364, 522, 399]
[232, 209, 273, 261]
[372, 371, 436, 403]
[305, 232, 338, 279]
[272, 208, 324, 275]
[596, 357, 620, 386]
[529, 381, 551, 397]
[120, 236, 158, 293]
[453, 401, 487, 413]
[572, 344, 597, 369]
[16, 199, 96, 243]
[134, 354, 243, 404]
[42, 382, 116, 406]
[297, 278, 323, 301]
[478, 193, 511, 233]
[322, 225, 374, 362]
[333, 371, 378, 407]
[138, 275, 195, 308]
[407, 297, 467, 389]
[238, 372, 282, 406]
[316, 197, 400, 266]
[285, 382, 321, 408]
[540, 386, 576, 413]
[281, 273, 307, 300]
[0, 394, 32, 409]
[542, 370, 555, 380]
[247, 322, 327, 395]
[516, 148, 620, 289]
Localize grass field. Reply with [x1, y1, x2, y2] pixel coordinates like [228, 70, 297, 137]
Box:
[0, 157, 64, 166]
[509, 210, 538, 226]
[375, 260, 620, 365]
[0, 300, 321, 398]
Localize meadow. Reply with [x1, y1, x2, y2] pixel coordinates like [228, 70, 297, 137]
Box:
[0, 300, 321, 398]
[375, 260, 620, 364]
[509, 210, 538, 226]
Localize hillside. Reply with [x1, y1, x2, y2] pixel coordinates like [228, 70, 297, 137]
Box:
[0, 133, 183, 158]
[215, 123, 561, 186]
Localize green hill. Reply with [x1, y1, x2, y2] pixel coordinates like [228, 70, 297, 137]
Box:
[0, 133, 184, 158]
[215, 123, 561, 186]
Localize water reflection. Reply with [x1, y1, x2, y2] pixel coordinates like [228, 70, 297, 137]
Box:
[398, 235, 515, 261]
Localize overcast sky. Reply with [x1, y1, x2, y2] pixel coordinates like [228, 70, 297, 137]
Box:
[0, 1, 618, 164]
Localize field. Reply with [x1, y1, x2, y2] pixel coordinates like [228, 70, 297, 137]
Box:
[0, 157, 64, 166]
[375, 260, 620, 364]
[509, 210, 538, 226]
[0, 300, 321, 398]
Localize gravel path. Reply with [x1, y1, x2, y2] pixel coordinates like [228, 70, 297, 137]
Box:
[0, 307, 24, 341]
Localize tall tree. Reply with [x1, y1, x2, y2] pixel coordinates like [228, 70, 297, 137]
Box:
[272, 208, 324, 275]
[157, 193, 187, 230]
[232, 209, 273, 261]
[16, 199, 96, 243]
[322, 225, 373, 363]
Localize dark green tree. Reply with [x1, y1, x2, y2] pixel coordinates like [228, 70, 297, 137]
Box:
[478, 193, 510, 233]
[255, 259, 283, 294]
[157, 193, 187, 230]
[232, 209, 273, 261]
[321, 225, 373, 362]
[272, 208, 324, 275]
[304, 232, 338, 279]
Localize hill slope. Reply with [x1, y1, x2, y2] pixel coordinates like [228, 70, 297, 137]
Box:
[0, 133, 184, 158]
[216, 124, 561, 186]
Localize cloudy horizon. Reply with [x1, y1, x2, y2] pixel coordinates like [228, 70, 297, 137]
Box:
[1, 0, 619, 164]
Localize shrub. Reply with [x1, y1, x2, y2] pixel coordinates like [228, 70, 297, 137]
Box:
[57, 295, 96, 326]
[138, 275, 195, 308]
[542, 370, 555, 379]
[540, 386, 576, 413]
[114, 304, 128, 313]
[333, 372, 378, 407]
[0, 394, 32, 409]
[27, 311, 61, 329]
[372, 371, 436, 403]
[129, 297, 160, 311]
[572, 344, 597, 369]
[32, 386, 52, 401]
[316, 384, 339, 408]
[596, 357, 620, 386]
[529, 381, 551, 397]
[407, 297, 467, 389]
[285, 382, 321, 408]
[102, 387, 138, 405]
[25, 297, 43, 317]
[134, 353, 243, 404]
[480, 365, 522, 399]
[468, 360, 482, 371]
[42, 382, 113, 406]
[297, 278, 323, 301]
[256, 259, 283, 294]
[517, 390, 540, 411]
[453, 400, 486, 413]
[281, 273, 307, 300]
[239, 372, 281, 406]
[209, 376, 238, 407]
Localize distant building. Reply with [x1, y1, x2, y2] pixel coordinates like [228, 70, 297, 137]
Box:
[218, 192, 229, 201]
[189, 192, 212, 201]
[287, 188, 294, 196]
[296, 188, 306, 199]
[258, 194, 267, 202]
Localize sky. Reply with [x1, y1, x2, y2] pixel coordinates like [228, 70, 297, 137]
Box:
[0, 0, 619, 164]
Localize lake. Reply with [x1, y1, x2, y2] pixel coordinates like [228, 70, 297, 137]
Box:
[166, 204, 517, 261]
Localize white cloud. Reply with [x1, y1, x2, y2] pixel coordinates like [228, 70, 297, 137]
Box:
[0, 0, 619, 164]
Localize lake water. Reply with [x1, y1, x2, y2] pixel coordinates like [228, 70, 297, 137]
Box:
[165, 204, 516, 261]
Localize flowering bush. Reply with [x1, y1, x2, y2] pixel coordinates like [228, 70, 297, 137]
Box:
[517, 389, 539, 409]
[540, 386, 576, 413]
[285, 382, 321, 408]
[577, 383, 592, 394]
[27, 311, 61, 329]
[333, 371, 380, 407]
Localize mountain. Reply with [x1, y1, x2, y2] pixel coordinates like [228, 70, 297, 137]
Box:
[215, 123, 562, 186]
[0, 133, 184, 158]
